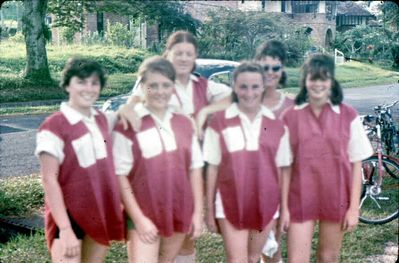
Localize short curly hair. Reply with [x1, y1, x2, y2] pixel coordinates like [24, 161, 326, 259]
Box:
[60, 57, 107, 90]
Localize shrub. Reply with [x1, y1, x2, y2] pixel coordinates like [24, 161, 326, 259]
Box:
[8, 31, 24, 43]
[59, 26, 77, 44]
[0, 174, 44, 217]
[81, 31, 106, 46]
[105, 21, 137, 48]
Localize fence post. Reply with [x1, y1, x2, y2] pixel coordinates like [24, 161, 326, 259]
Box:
[335, 49, 344, 65]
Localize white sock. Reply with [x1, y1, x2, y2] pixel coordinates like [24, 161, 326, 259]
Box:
[175, 253, 196, 263]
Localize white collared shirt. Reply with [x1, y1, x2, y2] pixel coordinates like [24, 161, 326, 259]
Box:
[35, 102, 114, 164]
[132, 74, 231, 115]
[203, 103, 292, 167]
[292, 102, 373, 162]
[112, 104, 204, 176]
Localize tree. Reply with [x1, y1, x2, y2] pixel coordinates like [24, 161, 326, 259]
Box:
[379, 1, 399, 33]
[22, 0, 52, 82]
[47, 0, 95, 34]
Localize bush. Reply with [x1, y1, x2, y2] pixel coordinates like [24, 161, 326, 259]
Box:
[81, 31, 106, 46]
[8, 31, 24, 43]
[0, 174, 44, 217]
[59, 26, 77, 44]
[391, 43, 399, 69]
[105, 21, 137, 48]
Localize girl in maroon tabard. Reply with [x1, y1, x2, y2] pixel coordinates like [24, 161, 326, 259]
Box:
[255, 39, 294, 263]
[113, 56, 204, 263]
[35, 58, 124, 263]
[204, 62, 292, 263]
[281, 54, 373, 262]
[118, 30, 232, 262]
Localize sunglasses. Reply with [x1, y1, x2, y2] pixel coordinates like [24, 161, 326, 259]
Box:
[263, 65, 282, 72]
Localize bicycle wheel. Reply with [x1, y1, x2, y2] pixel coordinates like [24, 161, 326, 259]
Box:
[359, 156, 399, 224]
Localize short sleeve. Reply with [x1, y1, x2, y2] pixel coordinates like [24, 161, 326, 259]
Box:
[203, 127, 221, 165]
[191, 135, 204, 169]
[112, 131, 134, 176]
[275, 126, 293, 167]
[206, 80, 232, 103]
[35, 130, 65, 163]
[348, 116, 374, 162]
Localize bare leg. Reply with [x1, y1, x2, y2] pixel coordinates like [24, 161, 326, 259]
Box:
[175, 236, 196, 263]
[287, 220, 316, 263]
[127, 229, 160, 263]
[51, 239, 81, 263]
[81, 235, 108, 263]
[248, 219, 275, 263]
[159, 233, 187, 263]
[316, 221, 345, 263]
[218, 219, 249, 263]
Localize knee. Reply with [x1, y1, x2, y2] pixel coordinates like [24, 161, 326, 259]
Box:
[317, 250, 340, 263]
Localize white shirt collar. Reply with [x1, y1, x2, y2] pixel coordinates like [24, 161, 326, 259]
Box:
[293, 101, 340, 114]
[225, 103, 276, 120]
[134, 103, 175, 121]
[175, 74, 198, 87]
[60, 102, 98, 125]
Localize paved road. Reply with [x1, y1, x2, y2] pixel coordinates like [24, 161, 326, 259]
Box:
[0, 84, 398, 177]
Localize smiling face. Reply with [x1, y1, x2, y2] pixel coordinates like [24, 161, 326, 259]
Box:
[305, 74, 332, 103]
[142, 71, 175, 113]
[66, 74, 101, 115]
[166, 42, 197, 77]
[258, 56, 283, 90]
[234, 72, 265, 113]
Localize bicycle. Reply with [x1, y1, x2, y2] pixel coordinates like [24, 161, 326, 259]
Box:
[359, 100, 399, 224]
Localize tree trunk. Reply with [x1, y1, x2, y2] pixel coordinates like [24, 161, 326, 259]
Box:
[22, 0, 52, 81]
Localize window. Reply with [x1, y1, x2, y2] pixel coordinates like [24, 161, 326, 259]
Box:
[292, 1, 319, 13]
[281, 0, 286, 12]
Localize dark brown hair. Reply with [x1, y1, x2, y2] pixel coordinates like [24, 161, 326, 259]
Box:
[295, 53, 343, 105]
[163, 30, 198, 57]
[232, 61, 265, 103]
[255, 40, 287, 86]
[138, 56, 176, 83]
[60, 57, 106, 90]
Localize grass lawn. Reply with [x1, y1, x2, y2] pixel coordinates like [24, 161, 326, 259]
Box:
[1, 41, 399, 105]
[0, 174, 397, 262]
[0, 42, 150, 103]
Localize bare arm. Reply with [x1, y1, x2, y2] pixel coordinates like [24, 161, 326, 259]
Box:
[205, 164, 219, 233]
[342, 161, 361, 231]
[40, 153, 80, 257]
[189, 167, 204, 239]
[280, 166, 291, 233]
[118, 175, 158, 243]
[117, 95, 143, 131]
[196, 96, 232, 139]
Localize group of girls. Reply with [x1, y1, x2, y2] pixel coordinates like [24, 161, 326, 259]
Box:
[36, 30, 373, 263]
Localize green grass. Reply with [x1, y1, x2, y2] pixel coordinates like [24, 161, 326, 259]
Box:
[1, 41, 399, 105]
[0, 222, 397, 262]
[283, 61, 399, 94]
[0, 42, 149, 103]
[0, 174, 397, 262]
[0, 174, 44, 217]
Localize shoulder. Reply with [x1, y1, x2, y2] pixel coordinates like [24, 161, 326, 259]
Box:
[193, 75, 208, 87]
[39, 112, 66, 131]
[339, 103, 358, 121]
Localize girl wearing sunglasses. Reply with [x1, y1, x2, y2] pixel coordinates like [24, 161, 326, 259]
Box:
[254, 40, 294, 263]
[255, 40, 294, 119]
